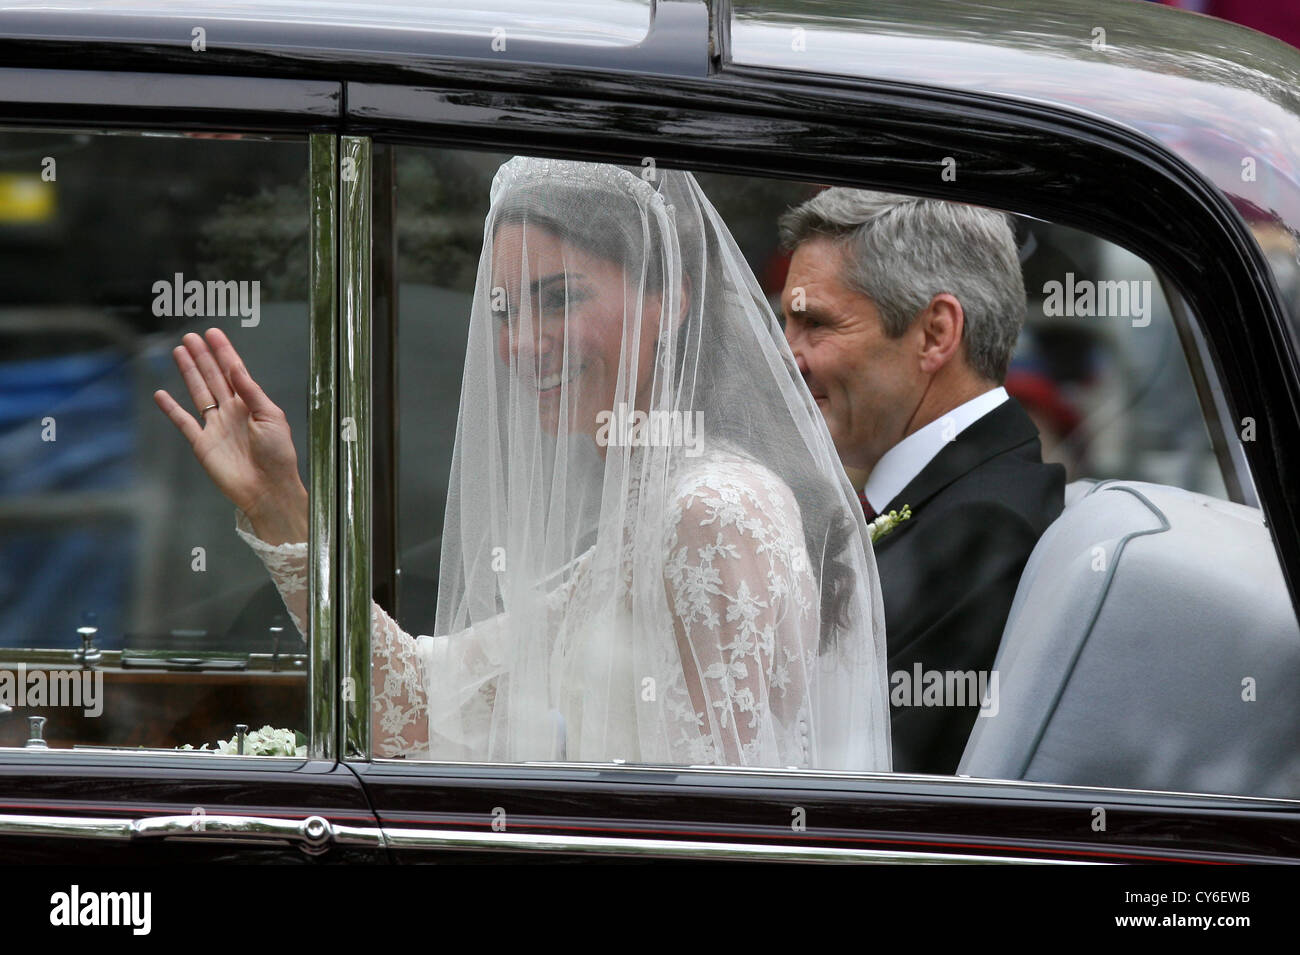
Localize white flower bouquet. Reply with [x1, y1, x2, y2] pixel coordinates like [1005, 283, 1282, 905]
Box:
[179, 725, 306, 757]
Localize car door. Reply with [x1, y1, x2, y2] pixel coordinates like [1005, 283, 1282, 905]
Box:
[0, 66, 385, 863]
[338, 39, 1300, 862]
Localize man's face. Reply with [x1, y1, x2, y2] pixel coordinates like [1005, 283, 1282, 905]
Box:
[781, 238, 922, 472]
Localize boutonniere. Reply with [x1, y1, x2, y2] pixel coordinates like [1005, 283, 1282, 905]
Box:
[868, 505, 912, 545]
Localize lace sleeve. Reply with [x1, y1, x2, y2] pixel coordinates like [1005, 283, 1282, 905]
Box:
[663, 463, 819, 768]
[233, 508, 502, 760]
[233, 508, 311, 643]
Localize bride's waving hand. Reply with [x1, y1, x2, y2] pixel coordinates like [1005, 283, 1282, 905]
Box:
[153, 329, 308, 548]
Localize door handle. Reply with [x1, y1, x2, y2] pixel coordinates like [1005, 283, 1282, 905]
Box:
[0, 811, 384, 853]
[132, 813, 336, 853]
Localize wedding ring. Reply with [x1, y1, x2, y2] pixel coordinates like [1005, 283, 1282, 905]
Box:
[200, 402, 219, 416]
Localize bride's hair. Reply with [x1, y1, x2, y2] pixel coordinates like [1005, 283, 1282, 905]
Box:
[490, 169, 857, 651]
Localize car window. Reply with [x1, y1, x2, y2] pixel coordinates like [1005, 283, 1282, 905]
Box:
[0, 127, 312, 757]
[368, 143, 1297, 799]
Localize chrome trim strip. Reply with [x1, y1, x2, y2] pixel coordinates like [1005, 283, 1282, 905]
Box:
[367, 757, 1300, 807]
[132, 814, 384, 849]
[380, 827, 1096, 864]
[0, 812, 385, 848]
[340, 135, 372, 761]
[322, 823, 385, 847]
[0, 813, 131, 840]
[308, 132, 339, 762]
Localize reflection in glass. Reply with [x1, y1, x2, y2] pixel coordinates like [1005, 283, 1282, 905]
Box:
[0, 128, 310, 754]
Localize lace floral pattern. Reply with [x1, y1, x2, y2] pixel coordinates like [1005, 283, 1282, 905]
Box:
[233, 510, 309, 639]
[234, 448, 821, 766]
[660, 457, 817, 766]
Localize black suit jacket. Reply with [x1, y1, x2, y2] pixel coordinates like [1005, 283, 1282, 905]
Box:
[871, 397, 1064, 775]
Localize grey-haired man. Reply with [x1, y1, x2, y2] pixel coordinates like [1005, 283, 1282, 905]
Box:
[779, 189, 1065, 775]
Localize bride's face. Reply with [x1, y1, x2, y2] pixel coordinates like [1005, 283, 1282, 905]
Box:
[492, 222, 665, 442]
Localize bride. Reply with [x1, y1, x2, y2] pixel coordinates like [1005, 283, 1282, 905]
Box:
[154, 156, 891, 771]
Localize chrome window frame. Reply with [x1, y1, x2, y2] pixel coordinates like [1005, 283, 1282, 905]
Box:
[339, 135, 372, 761]
[308, 131, 341, 761]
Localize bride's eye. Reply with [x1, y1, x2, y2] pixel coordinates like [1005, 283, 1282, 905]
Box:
[541, 286, 584, 314]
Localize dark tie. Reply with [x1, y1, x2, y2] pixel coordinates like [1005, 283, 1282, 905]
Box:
[859, 490, 877, 523]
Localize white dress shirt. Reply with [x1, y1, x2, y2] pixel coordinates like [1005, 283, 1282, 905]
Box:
[861, 386, 1009, 513]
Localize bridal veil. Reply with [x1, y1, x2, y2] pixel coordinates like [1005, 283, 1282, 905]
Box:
[428, 156, 891, 771]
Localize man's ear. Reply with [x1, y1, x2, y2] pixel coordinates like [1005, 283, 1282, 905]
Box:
[916, 293, 965, 375]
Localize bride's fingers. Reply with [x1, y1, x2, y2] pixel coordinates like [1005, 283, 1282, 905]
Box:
[203, 327, 240, 395]
[173, 339, 218, 415]
[153, 388, 204, 447]
[184, 330, 235, 406]
[205, 327, 278, 418]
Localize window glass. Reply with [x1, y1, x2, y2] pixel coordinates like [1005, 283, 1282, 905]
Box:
[1013, 222, 1228, 496]
[0, 128, 311, 757]
[378, 143, 1297, 800]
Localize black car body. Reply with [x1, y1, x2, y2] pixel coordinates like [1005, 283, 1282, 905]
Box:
[0, 0, 1298, 864]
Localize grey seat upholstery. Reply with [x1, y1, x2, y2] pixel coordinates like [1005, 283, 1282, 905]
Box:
[957, 479, 1300, 798]
[1062, 477, 1098, 508]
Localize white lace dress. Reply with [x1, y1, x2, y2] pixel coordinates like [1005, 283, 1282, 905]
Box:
[235, 449, 821, 767]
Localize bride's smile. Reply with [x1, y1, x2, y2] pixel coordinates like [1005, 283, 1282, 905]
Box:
[534, 363, 585, 393]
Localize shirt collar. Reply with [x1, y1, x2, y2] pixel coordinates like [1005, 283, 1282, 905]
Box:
[862, 386, 1009, 512]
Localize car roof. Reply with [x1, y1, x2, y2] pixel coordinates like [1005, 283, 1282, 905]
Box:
[731, 0, 1300, 281]
[5, 0, 1298, 295]
[0, 0, 652, 44]
[0, 0, 706, 76]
